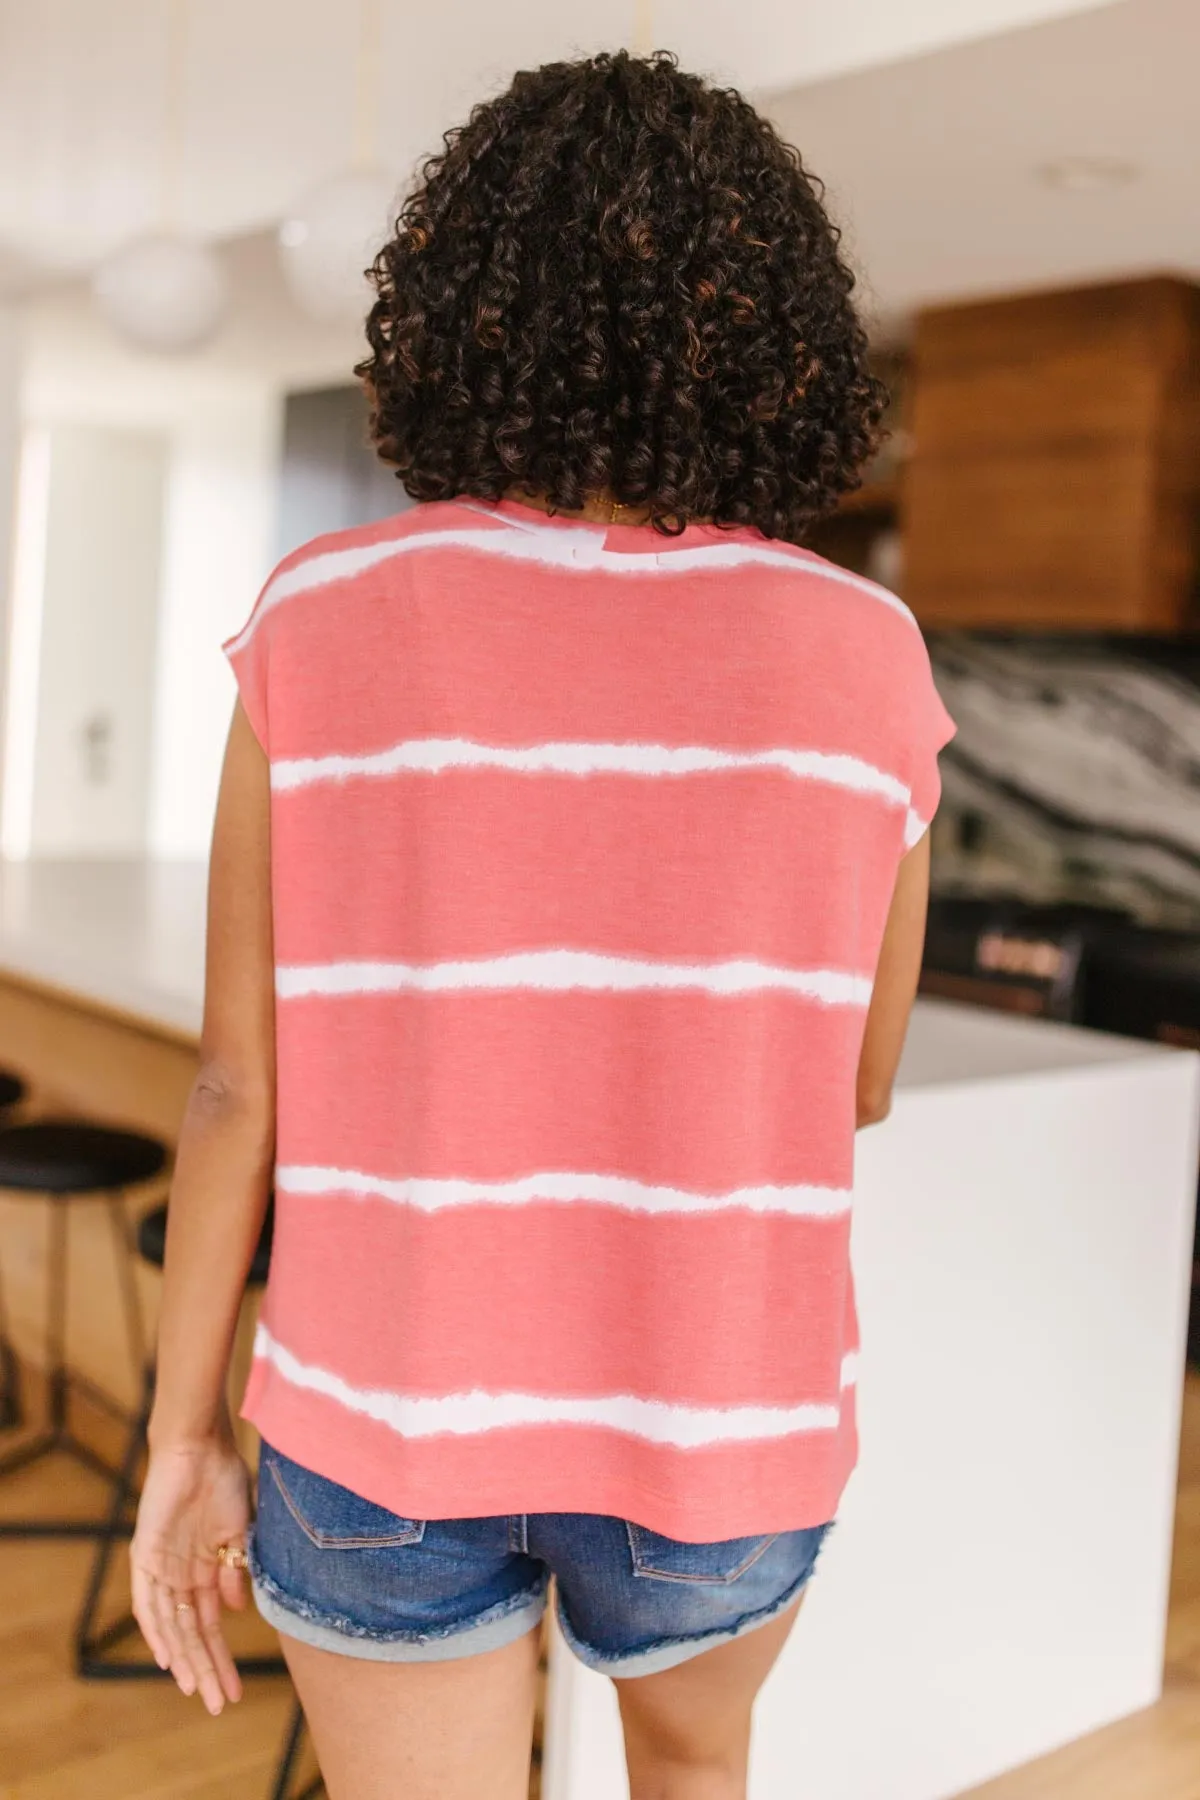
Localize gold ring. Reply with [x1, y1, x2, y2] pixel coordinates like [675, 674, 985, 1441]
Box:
[175, 1600, 194, 1615]
[216, 1543, 250, 1571]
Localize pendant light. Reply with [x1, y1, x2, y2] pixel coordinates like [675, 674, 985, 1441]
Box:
[278, 0, 398, 327]
[92, 0, 228, 354]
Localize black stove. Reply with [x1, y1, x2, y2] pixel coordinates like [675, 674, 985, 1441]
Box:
[921, 896, 1134, 1023]
[922, 893, 1200, 1043]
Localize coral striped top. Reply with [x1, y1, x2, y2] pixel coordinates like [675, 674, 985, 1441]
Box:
[224, 495, 954, 1542]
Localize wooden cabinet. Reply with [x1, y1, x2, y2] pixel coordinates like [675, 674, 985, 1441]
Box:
[902, 277, 1200, 631]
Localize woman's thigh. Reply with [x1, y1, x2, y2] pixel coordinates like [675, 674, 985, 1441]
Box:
[248, 1441, 550, 1798]
[281, 1626, 541, 1800]
[535, 1513, 832, 1797]
[615, 1602, 801, 1798]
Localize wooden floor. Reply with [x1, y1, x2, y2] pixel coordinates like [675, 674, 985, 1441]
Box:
[960, 1372, 1200, 1800]
[2, 1378, 1198, 1799]
[0, 1453, 308, 1800]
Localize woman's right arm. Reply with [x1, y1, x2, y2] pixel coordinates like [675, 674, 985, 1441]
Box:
[855, 832, 931, 1128]
[130, 701, 276, 1714]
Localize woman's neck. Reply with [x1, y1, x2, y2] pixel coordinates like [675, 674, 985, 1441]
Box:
[502, 488, 654, 527]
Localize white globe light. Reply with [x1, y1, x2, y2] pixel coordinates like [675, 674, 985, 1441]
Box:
[278, 168, 398, 326]
[92, 233, 229, 353]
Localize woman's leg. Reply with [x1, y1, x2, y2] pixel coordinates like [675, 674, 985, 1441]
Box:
[280, 1625, 541, 1800]
[615, 1600, 801, 1800]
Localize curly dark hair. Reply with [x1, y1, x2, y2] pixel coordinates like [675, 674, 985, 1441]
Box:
[356, 49, 885, 542]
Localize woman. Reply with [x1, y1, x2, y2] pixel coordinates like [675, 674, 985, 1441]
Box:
[131, 49, 953, 1800]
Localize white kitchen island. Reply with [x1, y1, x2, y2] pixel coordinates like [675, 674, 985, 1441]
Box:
[543, 1001, 1200, 1800]
[0, 864, 1197, 1796]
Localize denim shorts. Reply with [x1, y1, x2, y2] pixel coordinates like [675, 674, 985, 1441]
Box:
[249, 1438, 833, 1679]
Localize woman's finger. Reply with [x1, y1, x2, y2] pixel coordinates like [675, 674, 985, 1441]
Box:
[170, 1590, 226, 1715]
[196, 1583, 243, 1706]
[151, 1581, 198, 1697]
[130, 1562, 171, 1671]
[215, 1541, 249, 1612]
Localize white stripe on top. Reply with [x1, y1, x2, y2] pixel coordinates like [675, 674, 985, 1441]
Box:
[275, 950, 874, 1007]
[226, 520, 916, 653]
[271, 732, 931, 843]
[903, 807, 932, 849]
[455, 499, 550, 534]
[252, 1323, 857, 1449]
[274, 1164, 853, 1218]
[270, 735, 912, 805]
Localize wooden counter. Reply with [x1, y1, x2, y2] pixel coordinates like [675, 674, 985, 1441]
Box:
[0, 860, 208, 1415]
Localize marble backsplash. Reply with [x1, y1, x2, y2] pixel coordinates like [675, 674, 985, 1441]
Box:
[927, 635, 1200, 929]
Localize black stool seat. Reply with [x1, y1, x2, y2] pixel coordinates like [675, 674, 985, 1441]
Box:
[136, 1198, 274, 1287]
[0, 1071, 25, 1110]
[0, 1117, 168, 1541]
[0, 1121, 166, 1193]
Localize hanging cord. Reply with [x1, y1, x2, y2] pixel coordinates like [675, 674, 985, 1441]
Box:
[352, 0, 384, 172]
[632, 0, 654, 56]
[159, 0, 188, 231]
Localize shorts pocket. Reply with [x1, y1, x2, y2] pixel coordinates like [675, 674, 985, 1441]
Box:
[626, 1522, 779, 1584]
[263, 1443, 426, 1550]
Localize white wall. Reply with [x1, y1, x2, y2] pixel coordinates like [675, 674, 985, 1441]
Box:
[18, 283, 287, 859]
[24, 425, 165, 854]
[149, 389, 280, 857]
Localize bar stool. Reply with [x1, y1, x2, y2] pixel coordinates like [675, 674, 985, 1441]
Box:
[74, 1195, 323, 1799]
[0, 1072, 25, 1114]
[0, 1070, 29, 1430]
[0, 1118, 168, 1537]
[75, 1196, 280, 1676]
[270, 1703, 323, 1800]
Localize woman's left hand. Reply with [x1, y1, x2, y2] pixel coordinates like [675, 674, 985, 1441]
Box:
[130, 1429, 253, 1714]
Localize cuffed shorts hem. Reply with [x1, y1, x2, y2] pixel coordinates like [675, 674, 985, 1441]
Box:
[251, 1565, 549, 1664]
[554, 1556, 819, 1679]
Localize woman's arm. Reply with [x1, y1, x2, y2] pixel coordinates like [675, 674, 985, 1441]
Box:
[131, 701, 275, 1713]
[855, 832, 931, 1128]
[148, 701, 275, 1447]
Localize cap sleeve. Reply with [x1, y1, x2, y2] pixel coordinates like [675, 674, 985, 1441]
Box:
[221, 577, 275, 755]
[903, 642, 956, 850]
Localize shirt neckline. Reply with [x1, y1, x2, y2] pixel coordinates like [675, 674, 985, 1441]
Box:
[453, 494, 745, 552]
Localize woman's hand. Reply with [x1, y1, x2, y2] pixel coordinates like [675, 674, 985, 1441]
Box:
[130, 1430, 253, 1714]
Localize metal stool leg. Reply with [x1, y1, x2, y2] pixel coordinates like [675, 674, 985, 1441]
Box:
[0, 1244, 23, 1430]
[75, 1358, 288, 1680]
[0, 1335, 19, 1430]
[270, 1700, 324, 1800]
[0, 1204, 68, 1518]
[46, 1195, 69, 1433]
[0, 1193, 153, 1538]
[73, 1361, 154, 1675]
[107, 1190, 148, 1383]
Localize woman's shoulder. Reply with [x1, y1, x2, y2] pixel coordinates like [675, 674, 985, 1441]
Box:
[224, 501, 477, 661]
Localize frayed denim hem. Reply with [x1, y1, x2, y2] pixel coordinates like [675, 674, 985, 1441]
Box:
[557, 1522, 833, 1680]
[248, 1541, 548, 1664]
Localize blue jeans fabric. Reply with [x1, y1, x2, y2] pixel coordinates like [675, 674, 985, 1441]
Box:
[249, 1438, 833, 1678]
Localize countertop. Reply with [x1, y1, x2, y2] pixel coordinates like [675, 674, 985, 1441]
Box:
[0, 858, 1175, 1079]
[0, 858, 207, 1039]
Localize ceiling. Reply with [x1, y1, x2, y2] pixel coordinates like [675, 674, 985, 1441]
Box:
[21, 228, 367, 403]
[0, 0, 1121, 291]
[6, 0, 1197, 362]
[770, 0, 1200, 328]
